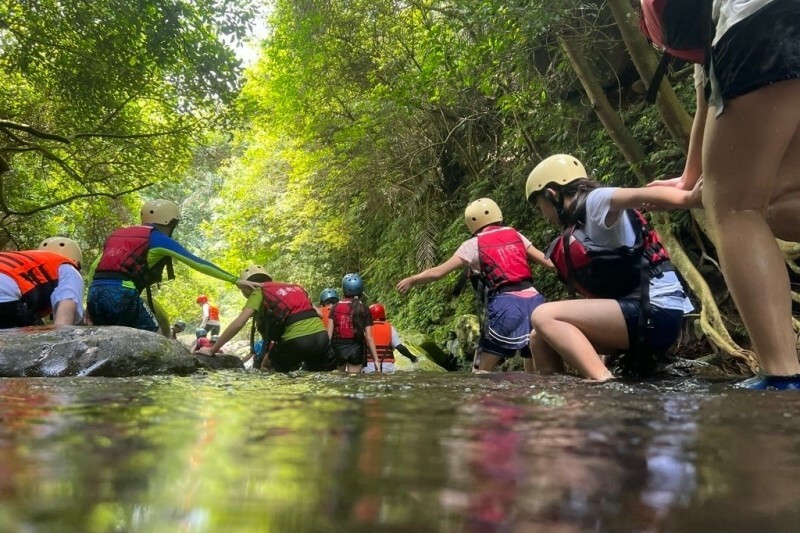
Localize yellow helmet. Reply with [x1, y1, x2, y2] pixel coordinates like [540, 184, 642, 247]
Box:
[141, 199, 181, 225]
[240, 264, 272, 282]
[38, 237, 83, 265]
[525, 154, 587, 201]
[464, 198, 502, 234]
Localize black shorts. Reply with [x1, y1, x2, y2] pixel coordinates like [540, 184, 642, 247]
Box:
[206, 324, 220, 336]
[0, 300, 42, 329]
[331, 341, 366, 367]
[617, 299, 684, 353]
[711, 0, 800, 104]
[268, 331, 336, 372]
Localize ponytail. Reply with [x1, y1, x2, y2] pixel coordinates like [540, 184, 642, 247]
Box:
[350, 295, 369, 340]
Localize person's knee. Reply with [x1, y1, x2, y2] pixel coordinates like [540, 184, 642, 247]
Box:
[531, 304, 552, 329]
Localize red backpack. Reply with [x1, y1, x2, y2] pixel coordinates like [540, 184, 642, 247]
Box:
[639, 0, 712, 101]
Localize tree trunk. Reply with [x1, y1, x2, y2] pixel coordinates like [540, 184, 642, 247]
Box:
[606, 0, 693, 150]
[559, 35, 651, 181]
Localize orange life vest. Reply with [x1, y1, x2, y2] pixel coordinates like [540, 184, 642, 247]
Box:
[371, 321, 394, 363]
[320, 306, 331, 325]
[208, 304, 220, 322]
[0, 251, 79, 318]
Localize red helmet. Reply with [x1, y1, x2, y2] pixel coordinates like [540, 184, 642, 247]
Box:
[196, 295, 208, 304]
[369, 303, 386, 321]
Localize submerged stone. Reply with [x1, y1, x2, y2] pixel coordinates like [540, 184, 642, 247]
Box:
[194, 354, 245, 370]
[0, 326, 197, 377]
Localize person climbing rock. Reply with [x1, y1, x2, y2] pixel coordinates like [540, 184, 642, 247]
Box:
[364, 303, 418, 373]
[328, 273, 380, 373]
[191, 328, 212, 352]
[86, 199, 258, 333]
[196, 295, 221, 336]
[0, 237, 84, 328]
[525, 154, 696, 380]
[397, 198, 551, 372]
[196, 265, 335, 372]
[170, 319, 186, 340]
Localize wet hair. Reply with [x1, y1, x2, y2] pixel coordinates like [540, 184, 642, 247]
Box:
[350, 295, 369, 339]
[542, 179, 603, 226]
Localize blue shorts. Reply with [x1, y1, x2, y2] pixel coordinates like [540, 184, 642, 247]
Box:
[480, 291, 546, 358]
[618, 299, 684, 352]
[87, 282, 158, 332]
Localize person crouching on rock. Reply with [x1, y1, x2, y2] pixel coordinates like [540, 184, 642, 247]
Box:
[328, 273, 380, 374]
[0, 237, 84, 328]
[365, 303, 418, 373]
[397, 198, 552, 372]
[525, 154, 698, 381]
[191, 328, 212, 352]
[196, 265, 336, 372]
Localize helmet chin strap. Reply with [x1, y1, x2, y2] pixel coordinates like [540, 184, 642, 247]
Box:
[544, 189, 569, 226]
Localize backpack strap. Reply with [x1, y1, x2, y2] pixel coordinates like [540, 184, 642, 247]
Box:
[647, 53, 672, 104]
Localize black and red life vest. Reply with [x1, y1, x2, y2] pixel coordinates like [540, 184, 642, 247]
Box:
[476, 226, 533, 293]
[332, 298, 366, 342]
[0, 251, 79, 318]
[94, 225, 173, 292]
[371, 321, 394, 363]
[546, 210, 674, 299]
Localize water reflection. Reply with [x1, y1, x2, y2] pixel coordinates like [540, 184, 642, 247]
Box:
[0, 374, 799, 531]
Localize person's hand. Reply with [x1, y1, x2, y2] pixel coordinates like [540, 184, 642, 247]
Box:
[195, 347, 214, 356]
[396, 276, 415, 294]
[646, 175, 692, 190]
[236, 279, 263, 292]
[687, 177, 704, 208]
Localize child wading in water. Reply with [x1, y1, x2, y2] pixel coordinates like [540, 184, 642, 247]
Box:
[397, 198, 551, 372]
[328, 273, 380, 373]
[525, 154, 698, 380]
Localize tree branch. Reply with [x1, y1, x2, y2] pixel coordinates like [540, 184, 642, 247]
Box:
[0, 120, 71, 143]
[1, 183, 153, 219]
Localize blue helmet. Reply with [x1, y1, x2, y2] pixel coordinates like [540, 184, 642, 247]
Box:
[342, 273, 364, 297]
[319, 288, 340, 305]
[195, 328, 207, 338]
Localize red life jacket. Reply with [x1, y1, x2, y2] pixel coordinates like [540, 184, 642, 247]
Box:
[371, 321, 394, 363]
[476, 226, 533, 293]
[260, 282, 318, 327]
[94, 225, 173, 291]
[332, 298, 366, 342]
[0, 251, 79, 318]
[545, 210, 674, 299]
[207, 304, 220, 322]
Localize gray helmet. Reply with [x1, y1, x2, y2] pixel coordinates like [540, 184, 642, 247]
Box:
[173, 320, 186, 331]
[195, 328, 207, 338]
[342, 273, 364, 297]
[319, 288, 340, 305]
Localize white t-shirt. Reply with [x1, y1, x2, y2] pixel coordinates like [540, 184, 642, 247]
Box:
[0, 264, 84, 323]
[584, 188, 694, 313]
[455, 228, 534, 275]
[712, 0, 773, 45]
[390, 325, 402, 348]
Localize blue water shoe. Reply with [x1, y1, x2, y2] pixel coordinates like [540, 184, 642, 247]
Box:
[738, 374, 800, 390]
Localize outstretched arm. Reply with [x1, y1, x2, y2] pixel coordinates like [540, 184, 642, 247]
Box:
[196, 307, 255, 356]
[397, 254, 467, 294]
[609, 183, 701, 216]
[395, 343, 418, 363]
[526, 245, 554, 270]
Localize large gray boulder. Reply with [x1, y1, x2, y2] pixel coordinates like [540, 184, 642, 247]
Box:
[0, 326, 197, 377]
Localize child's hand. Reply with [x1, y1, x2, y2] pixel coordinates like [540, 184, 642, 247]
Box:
[236, 279, 263, 293]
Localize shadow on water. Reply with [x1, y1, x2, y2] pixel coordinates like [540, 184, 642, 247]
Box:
[0, 372, 799, 532]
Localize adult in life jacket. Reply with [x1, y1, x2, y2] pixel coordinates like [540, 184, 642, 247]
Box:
[196, 295, 221, 335]
[87, 200, 259, 333]
[397, 198, 552, 372]
[525, 154, 698, 381]
[0, 237, 84, 328]
[196, 265, 336, 372]
[328, 273, 380, 373]
[317, 287, 339, 325]
[364, 303, 418, 373]
[645, 0, 800, 390]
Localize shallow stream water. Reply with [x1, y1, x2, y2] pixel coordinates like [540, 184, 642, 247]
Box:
[1, 372, 799, 532]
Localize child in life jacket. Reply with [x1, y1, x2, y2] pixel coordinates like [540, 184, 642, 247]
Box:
[364, 303, 418, 373]
[191, 328, 213, 352]
[644, 0, 800, 390]
[196, 265, 335, 372]
[196, 295, 221, 336]
[328, 273, 380, 373]
[317, 288, 339, 325]
[525, 154, 698, 380]
[397, 198, 552, 372]
[0, 237, 84, 328]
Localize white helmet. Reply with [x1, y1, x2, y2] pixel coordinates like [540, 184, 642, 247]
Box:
[141, 199, 181, 225]
[39, 237, 83, 265]
[525, 154, 588, 201]
[240, 264, 272, 282]
[464, 198, 503, 234]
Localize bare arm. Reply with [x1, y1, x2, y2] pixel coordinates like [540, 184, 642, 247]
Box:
[609, 185, 697, 221]
[52, 300, 78, 326]
[396, 254, 468, 294]
[198, 307, 255, 356]
[526, 244, 554, 270]
[364, 325, 380, 371]
[327, 316, 334, 339]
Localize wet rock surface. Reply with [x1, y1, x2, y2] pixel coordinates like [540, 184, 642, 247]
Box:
[0, 326, 197, 377]
[194, 354, 245, 370]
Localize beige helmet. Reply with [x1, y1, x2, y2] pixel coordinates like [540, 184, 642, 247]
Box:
[464, 198, 502, 234]
[525, 154, 587, 201]
[240, 264, 272, 282]
[39, 237, 83, 265]
[141, 199, 181, 225]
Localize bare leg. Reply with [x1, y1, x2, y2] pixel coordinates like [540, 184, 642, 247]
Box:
[702, 79, 800, 376]
[530, 300, 629, 380]
[522, 357, 536, 373]
[478, 352, 502, 371]
[529, 329, 564, 374]
[347, 363, 363, 374]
